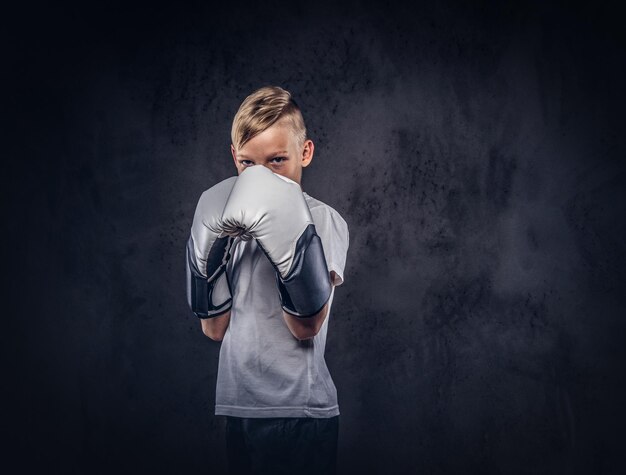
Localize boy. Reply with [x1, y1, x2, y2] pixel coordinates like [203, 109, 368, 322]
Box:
[186, 86, 349, 474]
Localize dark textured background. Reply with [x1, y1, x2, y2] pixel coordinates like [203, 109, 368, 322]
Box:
[4, 1, 626, 473]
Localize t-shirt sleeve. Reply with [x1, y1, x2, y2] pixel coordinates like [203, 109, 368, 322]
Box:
[314, 207, 349, 287]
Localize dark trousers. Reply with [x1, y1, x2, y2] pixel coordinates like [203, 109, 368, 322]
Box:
[225, 416, 339, 475]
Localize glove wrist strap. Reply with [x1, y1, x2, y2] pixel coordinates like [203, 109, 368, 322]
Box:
[276, 225, 332, 318]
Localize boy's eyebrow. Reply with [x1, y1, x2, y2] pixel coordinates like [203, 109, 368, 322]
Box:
[238, 150, 288, 159]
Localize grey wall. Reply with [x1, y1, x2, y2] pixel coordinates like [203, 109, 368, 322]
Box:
[5, 1, 626, 473]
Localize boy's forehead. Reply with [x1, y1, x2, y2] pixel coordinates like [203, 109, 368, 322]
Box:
[237, 124, 294, 155]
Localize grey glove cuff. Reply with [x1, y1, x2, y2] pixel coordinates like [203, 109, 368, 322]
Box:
[186, 235, 233, 318]
[274, 224, 332, 318]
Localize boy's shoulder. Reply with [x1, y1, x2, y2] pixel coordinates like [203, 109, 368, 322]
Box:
[302, 192, 347, 226]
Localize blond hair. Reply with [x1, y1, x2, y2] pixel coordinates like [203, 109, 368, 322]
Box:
[231, 86, 307, 151]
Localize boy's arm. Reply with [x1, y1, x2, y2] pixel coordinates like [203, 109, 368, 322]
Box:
[201, 310, 231, 341]
[282, 271, 337, 340]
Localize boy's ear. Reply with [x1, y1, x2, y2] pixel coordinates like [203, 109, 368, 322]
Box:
[301, 139, 314, 168]
[231, 144, 238, 165]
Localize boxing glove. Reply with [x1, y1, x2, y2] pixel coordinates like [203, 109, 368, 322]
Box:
[186, 176, 237, 318]
[220, 165, 331, 318]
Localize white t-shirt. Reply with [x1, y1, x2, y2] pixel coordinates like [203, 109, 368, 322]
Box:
[214, 192, 349, 418]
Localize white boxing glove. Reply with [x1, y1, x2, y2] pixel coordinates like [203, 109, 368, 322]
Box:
[220, 165, 331, 318]
[186, 176, 237, 318]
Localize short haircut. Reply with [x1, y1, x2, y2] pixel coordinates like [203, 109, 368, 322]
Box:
[231, 86, 307, 152]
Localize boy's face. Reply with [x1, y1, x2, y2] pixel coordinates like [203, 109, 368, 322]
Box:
[230, 120, 313, 185]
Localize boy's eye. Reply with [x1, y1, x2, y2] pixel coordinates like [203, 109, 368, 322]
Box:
[241, 160, 254, 166]
[270, 157, 285, 164]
